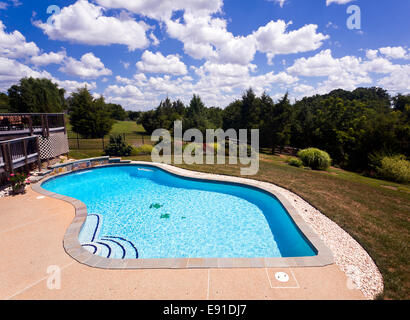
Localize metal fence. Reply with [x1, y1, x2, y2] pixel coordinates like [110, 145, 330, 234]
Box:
[67, 132, 152, 151]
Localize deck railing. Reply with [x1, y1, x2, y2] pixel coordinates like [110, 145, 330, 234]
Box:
[0, 113, 65, 138]
[0, 136, 41, 174]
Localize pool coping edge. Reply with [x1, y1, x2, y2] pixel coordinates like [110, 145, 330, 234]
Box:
[32, 161, 334, 269]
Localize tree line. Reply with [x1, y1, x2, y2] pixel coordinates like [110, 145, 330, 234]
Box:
[139, 87, 410, 172]
[1, 77, 409, 173]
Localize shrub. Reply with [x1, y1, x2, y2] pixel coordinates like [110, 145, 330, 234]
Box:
[8, 172, 29, 193]
[297, 148, 331, 170]
[376, 155, 410, 183]
[134, 144, 154, 155]
[288, 157, 303, 168]
[104, 135, 132, 157]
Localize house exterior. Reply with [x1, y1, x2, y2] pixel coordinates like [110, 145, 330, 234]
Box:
[0, 113, 69, 178]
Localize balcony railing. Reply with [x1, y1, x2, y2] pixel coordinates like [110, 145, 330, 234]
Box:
[0, 113, 66, 138]
[0, 136, 41, 174]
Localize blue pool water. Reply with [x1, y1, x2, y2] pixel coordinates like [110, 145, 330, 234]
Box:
[42, 165, 316, 259]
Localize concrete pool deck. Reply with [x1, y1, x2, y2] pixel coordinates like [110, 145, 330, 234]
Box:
[0, 188, 364, 300]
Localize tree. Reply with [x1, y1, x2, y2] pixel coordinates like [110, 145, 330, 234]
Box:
[107, 103, 127, 121]
[261, 93, 293, 154]
[127, 111, 141, 121]
[393, 94, 410, 112]
[223, 100, 242, 132]
[8, 77, 65, 113]
[68, 88, 113, 138]
[184, 95, 211, 134]
[0, 93, 10, 113]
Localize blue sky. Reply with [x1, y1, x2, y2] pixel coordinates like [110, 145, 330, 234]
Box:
[0, 0, 409, 110]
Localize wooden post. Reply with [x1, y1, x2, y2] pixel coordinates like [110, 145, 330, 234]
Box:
[62, 114, 67, 135]
[35, 136, 42, 172]
[7, 142, 13, 174]
[28, 115, 33, 136]
[45, 115, 50, 137]
[41, 115, 46, 137]
[77, 133, 80, 149]
[1, 144, 9, 174]
[23, 139, 28, 172]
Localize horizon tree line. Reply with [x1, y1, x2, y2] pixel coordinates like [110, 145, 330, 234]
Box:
[1, 77, 409, 173]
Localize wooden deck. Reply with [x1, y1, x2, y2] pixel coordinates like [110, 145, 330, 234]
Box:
[0, 136, 41, 174]
[0, 113, 66, 175]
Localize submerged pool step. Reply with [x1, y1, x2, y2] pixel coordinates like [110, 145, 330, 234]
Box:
[101, 236, 139, 259]
[79, 213, 139, 259]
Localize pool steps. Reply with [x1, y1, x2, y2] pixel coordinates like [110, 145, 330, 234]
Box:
[79, 213, 138, 259]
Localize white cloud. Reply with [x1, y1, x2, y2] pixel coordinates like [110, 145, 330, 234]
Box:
[252, 20, 329, 62]
[166, 14, 327, 66]
[365, 49, 379, 60]
[293, 84, 314, 94]
[0, 20, 39, 58]
[286, 48, 409, 95]
[149, 32, 160, 46]
[136, 51, 188, 75]
[34, 0, 149, 51]
[59, 52, 112, 79]
[379, 46, 409, 60]
[0, 57, 51, 91]
[378, 65, 410, 94]
[30, 50, 66, 66]
[105, 84, 143, 98]
[269, 0, 287, 8]
[95, 0, 223, 20]
[54, 79, 97, 95]
[326, 0, 355, 5]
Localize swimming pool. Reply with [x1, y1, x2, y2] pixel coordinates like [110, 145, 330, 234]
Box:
[42, 164, 318, 261]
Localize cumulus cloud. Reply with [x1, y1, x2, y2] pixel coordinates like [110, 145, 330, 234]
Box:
[30, 50, 66, 66]
[107, 58, 299, 109]
[34, 0, 149, 51]
[136, 51, 188, 75]
[379, 46, 409, 60]
[54, 79, 97, 94]
[252, 20, 329, 63]
[286, 49, 408, 95]
[0, 20, 39, 58]
[105, 84, 143, 98]
[95, 0, 223, 20]
[0, 57, 51, 90]
[166, 14, 328, 66]
[378, 65, 410, 93]
[59, 52, 112, 79]
[287, 49, 398, 77]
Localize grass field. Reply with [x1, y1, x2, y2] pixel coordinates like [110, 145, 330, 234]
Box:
[67, 121, 410, 300]
[66, 121, 151, 159]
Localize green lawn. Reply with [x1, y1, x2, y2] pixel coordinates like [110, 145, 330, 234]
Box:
[67, 121, 151, 159]
[66, 121, 410, 300]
